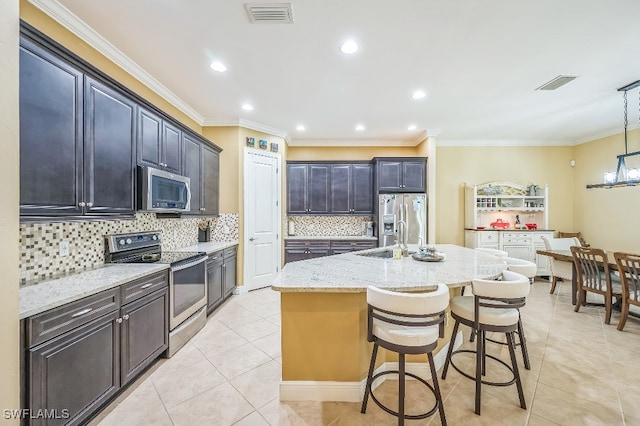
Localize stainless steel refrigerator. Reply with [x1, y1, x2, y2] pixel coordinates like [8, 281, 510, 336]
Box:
[378, 193, 427, 247]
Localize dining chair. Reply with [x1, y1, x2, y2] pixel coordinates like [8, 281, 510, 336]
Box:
[613, 252, 640, 331]
[361, 284, 450, 425]
[571, 246, 622, 324]
[542, 236, 581, 294]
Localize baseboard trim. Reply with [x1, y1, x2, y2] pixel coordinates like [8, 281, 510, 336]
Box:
[279, 331, 463, 402]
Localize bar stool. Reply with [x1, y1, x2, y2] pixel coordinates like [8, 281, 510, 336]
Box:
[361, 283, 450, 426]
[503, 256, 537, 284]
[441, 271, 530, 415]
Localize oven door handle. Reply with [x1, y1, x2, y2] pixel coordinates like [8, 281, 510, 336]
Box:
[172, 256, 207, 272]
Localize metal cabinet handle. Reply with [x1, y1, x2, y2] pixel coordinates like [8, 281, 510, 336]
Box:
[71, 308, 92, 318]
[123, 314, 130, 320]
[116, 318, 123, 324]
[78, 201, 86, 207]
[87, 202, 93, 207]
[140, 283, 153, 290]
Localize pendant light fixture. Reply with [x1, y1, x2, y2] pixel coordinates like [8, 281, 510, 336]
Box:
[587, 80, 640, 188]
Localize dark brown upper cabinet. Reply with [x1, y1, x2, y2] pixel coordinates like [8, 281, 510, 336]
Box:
[330, 163, 374, 215]
[137, 107, 182, 174]
[20, 38, 135, 218]
[375, 157, 427, 193]
[286, 163, 330, 215]
[182, 134, 219, 216]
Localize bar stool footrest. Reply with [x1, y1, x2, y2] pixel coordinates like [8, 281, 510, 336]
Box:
[449, 349, 517, 387]
[368, 370, 440, 420]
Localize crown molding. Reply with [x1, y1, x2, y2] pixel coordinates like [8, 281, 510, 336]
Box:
[28, 0, 205, 125]
[202, 118, 288, 139]
[436, 138, 573, 147]
[572, 123, 638, 146]
[286, 139, 419, 147]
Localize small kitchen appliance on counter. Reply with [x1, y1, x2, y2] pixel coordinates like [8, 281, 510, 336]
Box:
[105, 231, 207, 357]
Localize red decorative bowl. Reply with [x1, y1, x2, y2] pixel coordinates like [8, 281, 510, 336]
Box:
[525, 223, 537, 230]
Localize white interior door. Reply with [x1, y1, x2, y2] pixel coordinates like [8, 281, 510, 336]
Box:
[244, 149, 281, 291]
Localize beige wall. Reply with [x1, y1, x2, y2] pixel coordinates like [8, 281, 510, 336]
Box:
[286, 145, 417, 161]
[1, 0, 20, 420]
[435, 145, 575, 245]
[573, 129, 640, 251]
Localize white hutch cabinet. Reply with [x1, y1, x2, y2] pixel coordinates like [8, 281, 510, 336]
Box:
[464, 182, 554, 276]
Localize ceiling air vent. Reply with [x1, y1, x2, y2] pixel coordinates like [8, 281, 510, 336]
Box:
[536, 75, 578, 91]
[245, 3, 294, 23]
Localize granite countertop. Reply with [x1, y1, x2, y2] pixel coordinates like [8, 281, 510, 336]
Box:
[284, 235, 378, 240]
[271, 244, 508, 293]
[19, 263, 169, 320]
[465, 228, 555, 232]
[176, 240, 238, 254]
[19, 240, 239, 320]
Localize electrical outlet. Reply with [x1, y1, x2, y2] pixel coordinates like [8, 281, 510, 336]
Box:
[59, 240, 70, 257]
[223, 225, 230, 234]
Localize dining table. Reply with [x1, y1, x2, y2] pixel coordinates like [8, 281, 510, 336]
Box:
[535, 248, 618, 305]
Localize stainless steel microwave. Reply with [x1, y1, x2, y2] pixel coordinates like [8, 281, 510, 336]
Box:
[138, 166, 191, 212]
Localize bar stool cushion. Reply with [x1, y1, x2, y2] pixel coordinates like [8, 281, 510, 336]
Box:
[373, 320, 441, 347]
[503, 257, 537, 279]
[450, 296, 519, 327]
[475, 247, 508, 258]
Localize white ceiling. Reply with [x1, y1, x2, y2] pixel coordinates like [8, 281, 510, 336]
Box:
[36, 0, 640, 146]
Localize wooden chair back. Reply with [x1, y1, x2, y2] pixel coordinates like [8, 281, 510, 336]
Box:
[613, 252, 640, 331]
[570, 246, 611, 296]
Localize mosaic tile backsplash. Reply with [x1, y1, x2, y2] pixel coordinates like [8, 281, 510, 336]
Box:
[19, 213, 239, 285]
[286, 216, 374, 237]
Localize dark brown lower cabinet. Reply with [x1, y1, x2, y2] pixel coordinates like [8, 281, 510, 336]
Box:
[284, 239, 377, 264]
[29, 311, 120, 426]
[25, 272, 169, 425]
[207, 246, 238, 315]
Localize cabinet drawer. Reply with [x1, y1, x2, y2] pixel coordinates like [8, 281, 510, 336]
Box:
[331, 240, 377, 250]
[478, 232, 499, 243]
[121, 271, 168, 305]
[28, 287, 120, 348]
[208, 250, 224, 266]
[285, 240, 330, 249]
[224, 245, 238, 258]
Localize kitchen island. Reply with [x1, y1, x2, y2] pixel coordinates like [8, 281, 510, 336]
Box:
[271, 244, 508, 402]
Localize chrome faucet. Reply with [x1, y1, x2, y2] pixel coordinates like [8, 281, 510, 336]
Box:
[397, 219, 409, 256]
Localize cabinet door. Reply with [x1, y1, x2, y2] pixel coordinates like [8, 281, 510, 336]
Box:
[84, 77, 136, 215]
[308, 247, 332, 259]
[137, 107, 162, 168]
[182, 134, 202, 214]
[503, 244, 533, 262]
[223, 253, 237, 296]
[330, 164, 351, 214]
[201, 144, 220, 215]
[284, 248, 309, 264]
[120, 287, 168, 385]
[162, 120, 182, 173]
[377, 161, 403, 192]
[207, 254, 224, 313]
[352, 163, 374, 214]
[308, 164, 330, 214]
[287, 164, 308, 214]
[19, 39, 84, 216]
[402, 160, 426, 192]
[29, 312, 120, 426]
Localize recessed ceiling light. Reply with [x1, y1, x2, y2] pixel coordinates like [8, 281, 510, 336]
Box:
[408, 124, 417, 131]
[210, 61, 227, 72]
[340, 39, 359, 55]
[242, 104, 254, 111]
[355, 124, 365, 131]
[412, 90, 426, 100]
[296, 125, 306, 131]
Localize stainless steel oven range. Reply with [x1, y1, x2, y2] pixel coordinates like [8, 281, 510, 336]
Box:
[105, 231, 207, 357]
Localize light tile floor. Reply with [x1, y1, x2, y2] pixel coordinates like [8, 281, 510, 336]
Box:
[90, 280, 640, 425]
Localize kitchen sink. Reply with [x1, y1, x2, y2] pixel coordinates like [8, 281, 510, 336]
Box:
[356, 249, 415, 259]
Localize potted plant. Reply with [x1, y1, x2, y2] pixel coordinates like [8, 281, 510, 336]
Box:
[198, 220, 211, 242]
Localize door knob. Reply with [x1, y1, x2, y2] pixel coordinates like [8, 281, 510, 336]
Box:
[249, 237, 256, 241]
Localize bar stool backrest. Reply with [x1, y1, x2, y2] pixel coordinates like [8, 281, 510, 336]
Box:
[472, 270, 530, 300]
[366, 284, 450, 340]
